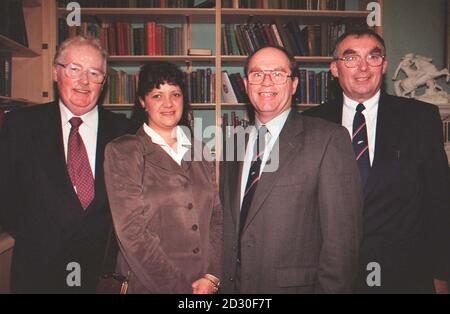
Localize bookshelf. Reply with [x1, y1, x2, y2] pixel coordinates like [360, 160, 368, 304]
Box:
[0, 0, 55, 107]
[52, 0, 382, 167]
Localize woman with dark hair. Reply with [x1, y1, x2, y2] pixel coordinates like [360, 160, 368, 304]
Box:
[104, 61, 222, 294]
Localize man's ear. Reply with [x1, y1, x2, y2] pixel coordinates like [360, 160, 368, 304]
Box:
[291, 77, 299, 95]
[382, 58, 388, 75]
[330, 61, 339, 78]
[52, 64, 58, 82]
[244, 76, 248, 93]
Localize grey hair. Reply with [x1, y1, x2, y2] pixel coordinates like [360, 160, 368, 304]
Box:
[54, 35, 108, 69]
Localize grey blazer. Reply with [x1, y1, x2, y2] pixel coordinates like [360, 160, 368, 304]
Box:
[220, 110, 363, 293]
[104, 126, 222, 293]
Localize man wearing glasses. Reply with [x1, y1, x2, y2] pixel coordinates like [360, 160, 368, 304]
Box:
[0, 36, 129, 293]
[304, 29, 450, 293]
[220, 46, 363, 293]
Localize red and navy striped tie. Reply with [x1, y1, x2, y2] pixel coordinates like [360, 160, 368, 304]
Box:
[240, 125, 268, 234]
[352, 103, 370, 184]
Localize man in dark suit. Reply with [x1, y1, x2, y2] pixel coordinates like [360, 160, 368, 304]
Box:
[0, 36, 129, 293]
[304, 29, 450, 293]
[220, 46, 363, 293]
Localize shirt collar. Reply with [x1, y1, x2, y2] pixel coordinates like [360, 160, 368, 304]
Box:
[143, 123, 191, 148]
[255, 108, 291, 138]
[59, 100, 98, 129]
[343, 91, 380, 115]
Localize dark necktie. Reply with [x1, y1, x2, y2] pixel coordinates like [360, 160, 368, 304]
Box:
[240, 125, 268, 234]
[352, 103, 370, 184]
[67, 117, 95, 209]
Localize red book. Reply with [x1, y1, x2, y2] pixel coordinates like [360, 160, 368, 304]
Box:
[146, 21, 155, 55]
[108, 23, 116, 56]
[155, 24, 163, 55]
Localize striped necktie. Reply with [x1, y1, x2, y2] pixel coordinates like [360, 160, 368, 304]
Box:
[240, 125, 268, 234]
[67, 117, 95, 210]
[352, 103, 370, 184]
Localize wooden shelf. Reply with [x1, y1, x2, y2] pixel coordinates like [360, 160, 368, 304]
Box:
[57, 7, 215, 22]
[108, 55, 215, 64]
[0, 35, 39, 58]
[0, 96, 36, 105]
[221, 8, 369, 23]
[222, 8, 369, 17]
[221, 55, 334, 63]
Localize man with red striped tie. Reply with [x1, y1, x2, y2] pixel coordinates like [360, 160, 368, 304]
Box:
[304, 29, 450, 293]
[0, 36, 129, 293]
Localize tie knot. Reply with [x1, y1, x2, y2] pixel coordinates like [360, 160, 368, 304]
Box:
[69, 117, 83, 128]
[356, 103, 366, 113]
[258, 125, 268, 136]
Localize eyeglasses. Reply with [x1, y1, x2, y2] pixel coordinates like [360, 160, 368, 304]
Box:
[57, 63, 106, 84]
[334, 54, 385, 68]
[247, 70, 292, 85]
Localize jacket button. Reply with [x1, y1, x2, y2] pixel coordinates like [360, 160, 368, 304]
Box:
[193, 248, 200, 254]
[192, 224, 198, 231]
[187, 203, 193, 210]
[229, 277, 234, 282]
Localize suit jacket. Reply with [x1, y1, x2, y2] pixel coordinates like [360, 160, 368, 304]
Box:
[0, 102, 129, 293]
[103, 126, 222, 293]
[220, 110, 363, 293]
[303, 92, 450, 293]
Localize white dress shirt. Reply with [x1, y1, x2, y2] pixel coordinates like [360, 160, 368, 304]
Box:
[60, 101, 98, 178]
[143, 123, 191, 166]
[240, 108, 291, 209]
[342, 91, 380, 166]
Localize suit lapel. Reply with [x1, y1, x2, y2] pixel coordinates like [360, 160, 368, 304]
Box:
[241, 111, 304, 233]
[36, 102, 83, 213]
[87, 106, 114, 212]
[136, 127, 191, 179]
[364, 92, 402, 197]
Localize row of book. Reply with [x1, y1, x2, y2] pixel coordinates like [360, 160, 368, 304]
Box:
[0, 52, 12, 97]
[221, 21, 351, 57]
[223, 0, 346, 10]
[294, 70, 332, 105]
[57, 0, 195, 8]
[186, 68, 216, 104]
[105, 68, 216, 104]
[104, 69, 138, 105]
[221, 71, 249, 104]
[59, 18, 186, 56]
[105, 68, 332, 105]
[222, 69, 332, 105]
[56, 0, 346, 9]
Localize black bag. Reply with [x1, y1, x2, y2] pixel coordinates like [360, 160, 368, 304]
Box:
[96, 273, 129, 294]
[95, 226, 129, 294]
